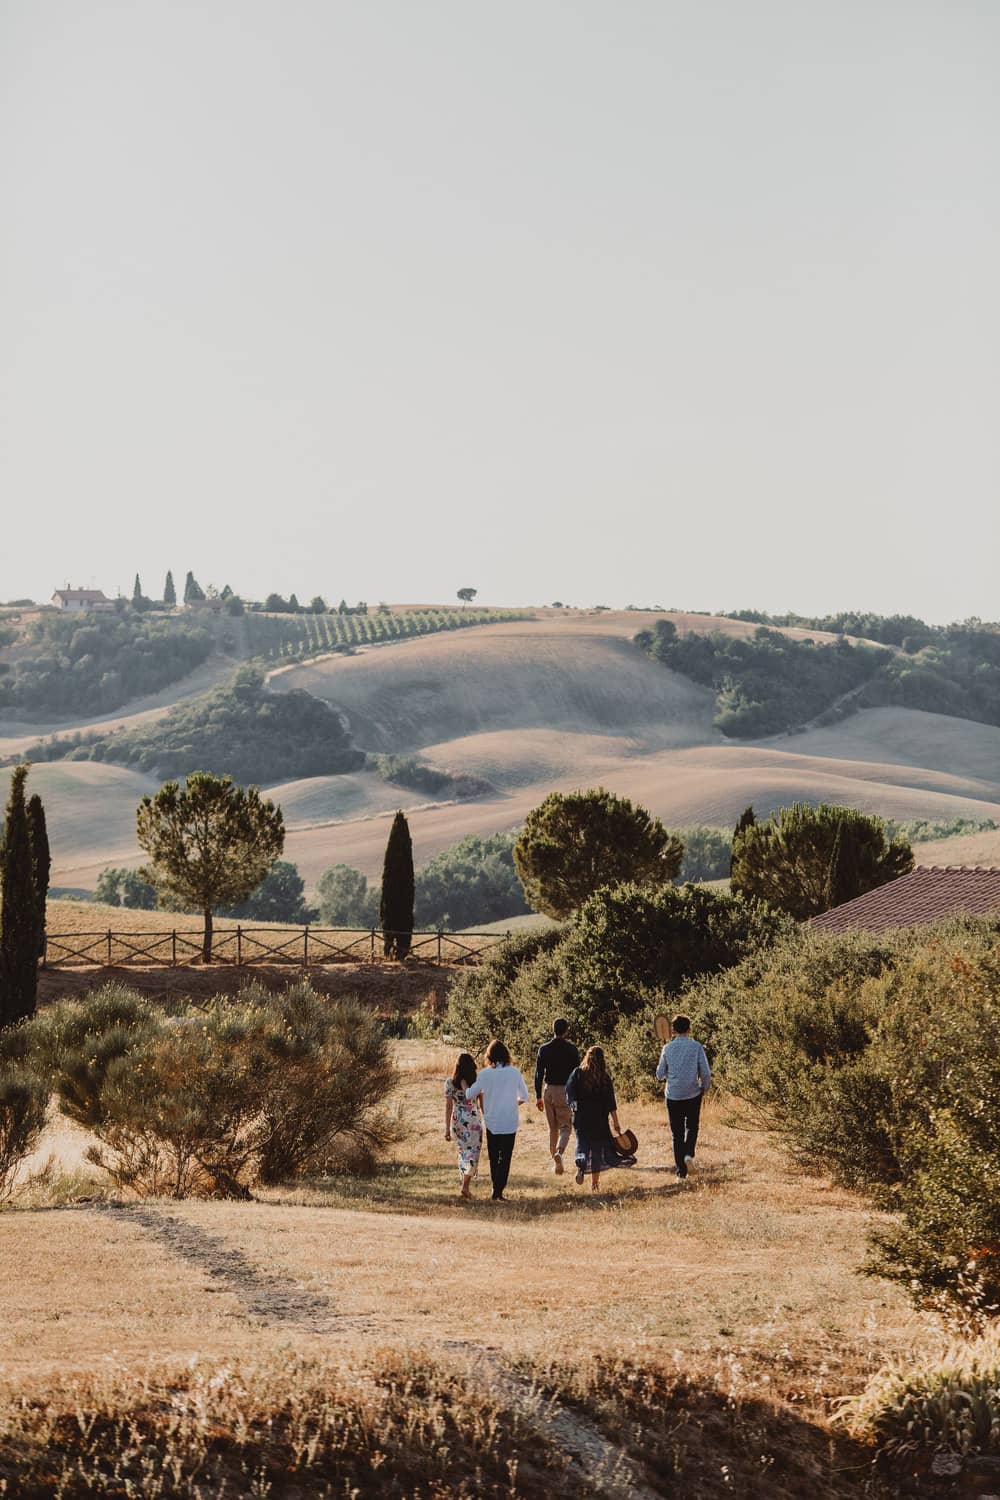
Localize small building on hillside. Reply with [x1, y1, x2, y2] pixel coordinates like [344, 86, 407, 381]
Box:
[811, 866, 1000, 935]
[181, 596, 224, 613]
[51, 588, 113, 613]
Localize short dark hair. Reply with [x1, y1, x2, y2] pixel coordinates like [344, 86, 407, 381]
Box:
[486, 1038, 511, 1066]
[553, 1018, 569, 1037]
[672, 1014, 691, 1034]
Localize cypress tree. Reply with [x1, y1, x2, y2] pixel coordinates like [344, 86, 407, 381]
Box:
[132, 573, 142, 602]
[26, 793, 50, 959]
[730, 805, 756, 883]
[183, 571, 205, 603]
[380, 811, 414, 959]
[0, 766, 39, 1025]
[824, 816, 863, 912]
[163, 571, 176, 607]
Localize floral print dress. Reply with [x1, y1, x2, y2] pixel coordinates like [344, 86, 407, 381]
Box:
[445, 1079, 483, 1180]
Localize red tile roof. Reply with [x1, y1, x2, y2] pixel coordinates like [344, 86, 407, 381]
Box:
[811, 866, 1000, 934]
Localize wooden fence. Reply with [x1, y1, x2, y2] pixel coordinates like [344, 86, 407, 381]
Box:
[42, 925, 510, 969]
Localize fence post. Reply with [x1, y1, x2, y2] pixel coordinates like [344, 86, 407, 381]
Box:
[303, 926, 309, 968]
[237, 926, 243, 966]
[172, 930, 177, 966]
[370, 927, 376, 962]
[437, 929, 443, 965]
[107, 929, 112, 965]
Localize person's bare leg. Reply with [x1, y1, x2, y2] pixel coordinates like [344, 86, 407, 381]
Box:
[460, 1170, 473, 1198]
[591, 1173, 600, 1192]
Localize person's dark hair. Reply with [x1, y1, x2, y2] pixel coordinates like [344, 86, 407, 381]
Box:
[553, 1018, 569, 1037]
[578, 1045, 608, 1091]
[486, 1038, 511, 1067]
[452, 1052, 477, 1089]
[672, 1014, 691, 1034]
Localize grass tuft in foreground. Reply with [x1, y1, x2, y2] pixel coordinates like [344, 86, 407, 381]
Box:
[0, 1349, 880, 1499]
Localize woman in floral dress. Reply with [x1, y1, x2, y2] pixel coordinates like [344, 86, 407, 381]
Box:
[444, 1052, 484, 1198]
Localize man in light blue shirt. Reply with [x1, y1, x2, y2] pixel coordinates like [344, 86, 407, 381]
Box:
[655, 1014, 711, 1179]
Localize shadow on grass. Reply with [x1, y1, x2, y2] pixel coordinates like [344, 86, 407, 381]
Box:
[273, 1158, 740, 1220]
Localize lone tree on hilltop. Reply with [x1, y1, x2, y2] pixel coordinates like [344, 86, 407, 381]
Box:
[0, 766, 39, 1024]
[137, 772, 284, 961]
[132, 574, 142, 602]
[457, 587, 478, 606]
[730, 805, 756, 878]
[514, 788, 685, 920]
[26, 793, 50, 958]
[183, 571, 205, 604]
[380, 811, 414, 959]
[729, 802, 913, 920]
[163, 570, 176, 607]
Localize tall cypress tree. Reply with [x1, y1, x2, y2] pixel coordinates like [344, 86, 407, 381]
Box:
[132, 573, 143, 602]
[0, 766, 39, 1025]
[730, 805, 756, 883]
[163, 570, 176, 607]
[183, 571, 205, 603]
[26, 793, 50, 959]
[380, 811, 414, 959]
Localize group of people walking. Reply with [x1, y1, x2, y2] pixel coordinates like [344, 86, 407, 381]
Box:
[443, 1015, 711, 1201]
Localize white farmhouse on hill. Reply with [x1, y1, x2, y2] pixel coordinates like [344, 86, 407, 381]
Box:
[51, 588, 114, 613]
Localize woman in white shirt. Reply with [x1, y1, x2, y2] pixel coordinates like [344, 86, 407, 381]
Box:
[464, 1039, 529, 1201]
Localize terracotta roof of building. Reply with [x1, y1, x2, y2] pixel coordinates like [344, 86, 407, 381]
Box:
[810, 866, 1000, 934]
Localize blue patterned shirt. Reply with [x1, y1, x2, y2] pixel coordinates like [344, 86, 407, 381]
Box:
[655, 1036, 711, 1101]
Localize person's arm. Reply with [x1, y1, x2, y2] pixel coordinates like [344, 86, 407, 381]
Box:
[655, 1044, 669, 1083]
[516, 1070, 529, 1106]
[444, 1092, 454, 1141]
[565, 1067, 578, 1107]
[465, 1078, 483, 1103]
[698, 1044, 712, 1094]
[534, 1047, 545, 1110]
[608, 1081, 621, 1135]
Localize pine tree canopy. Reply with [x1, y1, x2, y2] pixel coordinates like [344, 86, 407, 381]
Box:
[136, 772, 284, 960]
[729, 802, 913, 919]
[513, 788, 684, 920]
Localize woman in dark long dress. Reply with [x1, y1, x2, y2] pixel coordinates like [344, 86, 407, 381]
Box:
[565, 1045, 636, 1192]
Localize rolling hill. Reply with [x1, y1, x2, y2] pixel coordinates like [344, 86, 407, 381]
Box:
[4, 610, 997, 895]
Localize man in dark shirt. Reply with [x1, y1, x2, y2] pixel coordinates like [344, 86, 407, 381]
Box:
[534, 1018, 580, 1174]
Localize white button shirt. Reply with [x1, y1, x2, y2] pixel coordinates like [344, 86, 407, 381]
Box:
[465, 1064, 529, 1134]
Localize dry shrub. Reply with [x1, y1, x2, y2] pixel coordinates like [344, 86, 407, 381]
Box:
[842, 1329, 1000, 1467]
[0, 1352, 569, 1498]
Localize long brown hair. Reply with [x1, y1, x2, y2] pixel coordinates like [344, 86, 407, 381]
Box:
[578, 1045, 608, 1091]
[452, 1052, 477, 1089]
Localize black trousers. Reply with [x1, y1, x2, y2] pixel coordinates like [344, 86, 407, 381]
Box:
[486, 1129, 516, 1198]
[666, 1094, 702, 1176]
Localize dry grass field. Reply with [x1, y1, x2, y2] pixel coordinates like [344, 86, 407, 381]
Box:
[1, 1035, 939, 1494]
[4, 610, 999, 892]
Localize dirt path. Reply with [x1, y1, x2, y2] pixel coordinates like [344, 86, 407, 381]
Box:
[93, 1201, 665, 1499]
[90, 1203, 374, 1334]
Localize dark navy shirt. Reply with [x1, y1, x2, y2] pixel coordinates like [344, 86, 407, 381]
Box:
[534, 1036, 581, 1097]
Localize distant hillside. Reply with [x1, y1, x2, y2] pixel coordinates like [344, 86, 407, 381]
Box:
[9, 607, 1000, 898]
[639, 615, 1000, 738]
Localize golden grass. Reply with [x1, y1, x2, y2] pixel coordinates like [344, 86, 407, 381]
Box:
[0, 1037, 947, 1495]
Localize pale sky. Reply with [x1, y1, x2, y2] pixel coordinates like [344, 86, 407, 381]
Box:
[2, 1, 997, 622]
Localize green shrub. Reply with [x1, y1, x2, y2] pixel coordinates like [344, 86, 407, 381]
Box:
[238, 981, 401, 1182]
[690, 919, 1000, 1319]
[36, 982, 401, 1198]
[0, 1068, 48, 1203]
